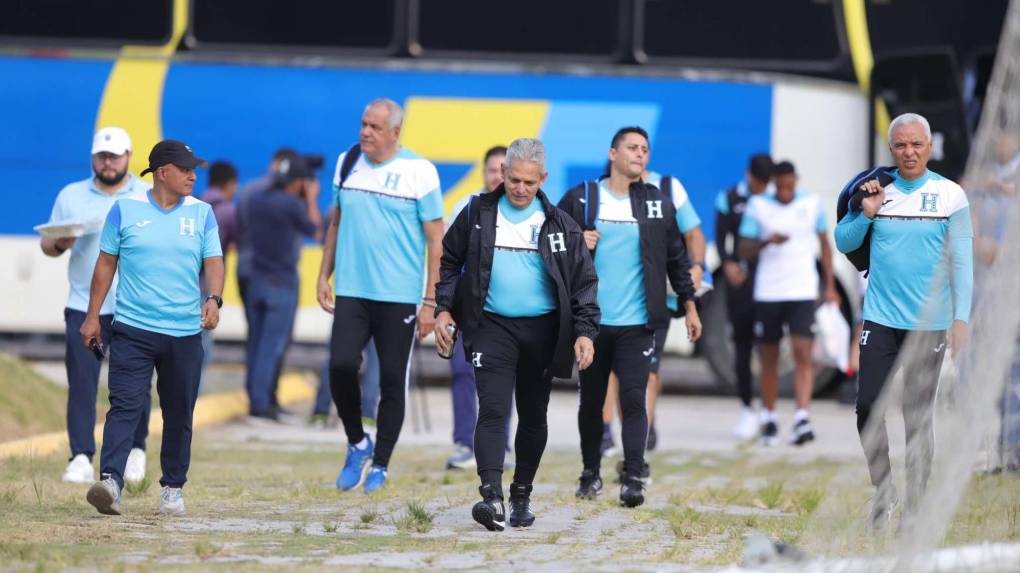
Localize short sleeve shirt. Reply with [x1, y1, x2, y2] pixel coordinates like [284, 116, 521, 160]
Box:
[100, 192, 222, 336]
[47, 175, 151, 314]
[331, 147, 444, 304]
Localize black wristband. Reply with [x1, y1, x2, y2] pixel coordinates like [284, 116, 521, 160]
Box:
[205, 294, 223, 309]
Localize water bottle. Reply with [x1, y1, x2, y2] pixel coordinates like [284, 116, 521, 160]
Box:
[437, 323, 458, 359]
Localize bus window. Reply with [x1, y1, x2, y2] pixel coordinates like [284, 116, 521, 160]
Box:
[190, 0, 396, 50]
[0, 0, 172, 45]
[638, 0, 844, 71]
[413, 0, 620, 57]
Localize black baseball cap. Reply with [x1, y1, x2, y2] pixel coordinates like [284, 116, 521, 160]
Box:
[140, 140, 208, 176]
[748, 153, 775, 182]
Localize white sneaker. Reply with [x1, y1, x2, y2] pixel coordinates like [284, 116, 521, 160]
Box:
[62, 454, 94, 483]
[160, 486, 186, 517]
[733, 408, 759, 441]
[125, 448, 147, 485]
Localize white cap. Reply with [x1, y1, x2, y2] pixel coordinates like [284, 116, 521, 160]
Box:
[91, 127, 132, 155]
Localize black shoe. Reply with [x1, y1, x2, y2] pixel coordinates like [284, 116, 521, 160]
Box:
[647, 424, 658, 451]
[614, 460, 652, 485]
[788, 418, 815, 446]
[507, 482, 535, 528]
[620, 474, 646, 508]
[761, 420, 779, 446]
[575, 469, 603, 500]
[472, 484, 505, 532]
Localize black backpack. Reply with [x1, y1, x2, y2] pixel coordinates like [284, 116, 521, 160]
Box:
[337, 144, 361, 189]
[836, 166, 896, 273]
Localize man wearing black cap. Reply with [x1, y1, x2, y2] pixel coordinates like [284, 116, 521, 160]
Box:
[243, 155, 322, 420]
[714, 154, 774, 442]
[81, 140, 224, 517]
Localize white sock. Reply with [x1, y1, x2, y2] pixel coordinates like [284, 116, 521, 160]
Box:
[760, 409, 777, 423]
[794, 409, 810, 423]
[354, 436, 370, 450]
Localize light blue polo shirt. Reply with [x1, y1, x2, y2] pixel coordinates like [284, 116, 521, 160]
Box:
[100, 192, 222, 337]
[331, 147, 444, 304]
[595, 182, 648, 327]
[484, 195, 556, 317]
[47, 175, 151, 314]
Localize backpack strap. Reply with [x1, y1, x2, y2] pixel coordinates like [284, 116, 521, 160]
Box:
[660, 173, 673, 203]
[583, 180, 600, 230]
[337, 144, 361, 189]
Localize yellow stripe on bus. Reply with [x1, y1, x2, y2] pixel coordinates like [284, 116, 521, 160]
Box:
[94, 0, 190, 177]
[400, 98, 550, 216]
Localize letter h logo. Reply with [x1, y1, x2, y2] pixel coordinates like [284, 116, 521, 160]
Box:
[383, 172, 402, 191]
[919, 193, 938, 213]
[179, 217, 195, 236]
[646, 200, 663, 219]
[547, 232, 566, 253]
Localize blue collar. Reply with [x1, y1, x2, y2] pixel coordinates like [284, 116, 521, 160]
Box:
[147, 190, 185, 214]
[893, 169, 931, 194]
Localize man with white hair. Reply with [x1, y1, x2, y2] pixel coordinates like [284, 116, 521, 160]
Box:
[434, 138, 599, 531]
[41, 127, 152, 485]
[317, 98, 445, 494]
[836, 112, 973, 530]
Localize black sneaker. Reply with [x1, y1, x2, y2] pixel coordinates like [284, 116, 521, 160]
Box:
[868, 481, 899, 532]
[575, 469, 603, 500]
[472, 484, 506, 532]
[619, 474, 646, 508]
[647, 424, 658, 451]
[788, 418, 815, 446]
[507, 482, 535, 528]
[614, 460, 652, 485]
[761, 420, 779, 447]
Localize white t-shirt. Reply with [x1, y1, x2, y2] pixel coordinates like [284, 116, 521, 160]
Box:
[739, 191, 827, 302]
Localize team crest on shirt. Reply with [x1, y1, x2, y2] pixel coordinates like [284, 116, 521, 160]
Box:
[529, 225, 541, 246]
[383, 172, 402, 191]
[919, 193, 938, 213]
[179, 217, 196, 236]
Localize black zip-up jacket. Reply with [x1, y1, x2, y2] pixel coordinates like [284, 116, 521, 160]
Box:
[435, 187, 600, 378]
[557, 178, 695, 329]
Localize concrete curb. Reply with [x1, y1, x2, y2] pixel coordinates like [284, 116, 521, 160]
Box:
[0, 372, 315, 460]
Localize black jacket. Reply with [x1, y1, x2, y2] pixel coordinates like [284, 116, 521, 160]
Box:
[435, 187, 600, 378]
[558, 179, 695, 330]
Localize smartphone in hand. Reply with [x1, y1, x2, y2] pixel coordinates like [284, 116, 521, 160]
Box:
[88, 338, 105, 361]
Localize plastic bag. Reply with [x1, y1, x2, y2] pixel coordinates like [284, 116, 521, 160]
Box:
[812, 302, 850, 372]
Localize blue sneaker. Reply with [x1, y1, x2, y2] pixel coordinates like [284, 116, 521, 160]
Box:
[364, 465, 388, 493]
[336, 437, 374, 491]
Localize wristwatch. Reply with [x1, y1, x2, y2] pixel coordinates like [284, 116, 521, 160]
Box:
[205, 294, 223, 309]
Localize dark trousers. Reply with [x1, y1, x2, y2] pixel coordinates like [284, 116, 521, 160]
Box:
[329, 296, 417, 468]
[99, 322, 203, 490]
[579, 325, 654, 476]
[64, 308, 149, 460]
[856, 320, 945, 512]
[471, 311, 557, 488]
[727, 281, 756, 407]
[245, 281, 298, 414]
[450, 336, 513, 450]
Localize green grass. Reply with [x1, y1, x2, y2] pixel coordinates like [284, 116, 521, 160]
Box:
[0, 354, 70, 440]
[0, 426, 1017, 570]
